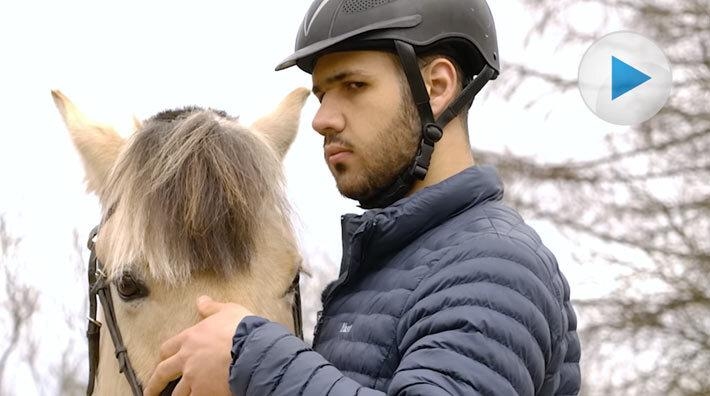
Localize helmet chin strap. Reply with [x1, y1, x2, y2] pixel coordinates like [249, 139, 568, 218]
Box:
[357, 41, 497, 209]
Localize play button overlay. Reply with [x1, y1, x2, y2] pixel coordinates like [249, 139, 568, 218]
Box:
[578, 31, 672, 126]
[612, 56, 651, 100]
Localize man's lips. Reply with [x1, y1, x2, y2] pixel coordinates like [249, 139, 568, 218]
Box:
[324, 145, 353, 164]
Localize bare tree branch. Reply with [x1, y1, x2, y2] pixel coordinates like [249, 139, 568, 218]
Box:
[0, 216, 39, 394]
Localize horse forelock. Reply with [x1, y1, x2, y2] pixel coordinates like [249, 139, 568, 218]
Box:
[99, 108, 288, 284]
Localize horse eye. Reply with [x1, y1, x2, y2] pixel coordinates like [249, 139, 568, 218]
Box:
[115, 272, 149, 301]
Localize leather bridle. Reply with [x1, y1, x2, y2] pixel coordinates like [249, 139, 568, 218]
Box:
[85, 225, 304, 395]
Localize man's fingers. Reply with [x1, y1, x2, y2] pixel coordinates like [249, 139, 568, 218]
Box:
[159, 331, 186, 360]
[170, 378, 191, 396]
[143, 353, 184, 396]
[197, 295, 224, 318]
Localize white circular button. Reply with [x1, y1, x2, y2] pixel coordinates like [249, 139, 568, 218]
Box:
[578, 31, 672, 126]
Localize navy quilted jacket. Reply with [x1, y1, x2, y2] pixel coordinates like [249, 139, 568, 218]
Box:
[229, 165, 581, 395]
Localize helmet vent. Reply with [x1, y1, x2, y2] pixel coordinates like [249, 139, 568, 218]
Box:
[341, 0, 393, 14]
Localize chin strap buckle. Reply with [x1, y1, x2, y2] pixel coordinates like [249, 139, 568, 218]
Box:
[424, 123, 443, 144]
[412, 123, 442, 180]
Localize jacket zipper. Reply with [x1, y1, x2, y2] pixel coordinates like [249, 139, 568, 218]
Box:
[312, 218, 377, 346]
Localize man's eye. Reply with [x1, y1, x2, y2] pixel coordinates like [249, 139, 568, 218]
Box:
[346, 81, 366, 90]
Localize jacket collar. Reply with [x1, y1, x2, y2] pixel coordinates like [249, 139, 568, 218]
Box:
[345, 165, 504, 258]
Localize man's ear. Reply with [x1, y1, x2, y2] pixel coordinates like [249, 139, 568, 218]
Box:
[422, 58, 459, 119]
[51, 90, 125, 194]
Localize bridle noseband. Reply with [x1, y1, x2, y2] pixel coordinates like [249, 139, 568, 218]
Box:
[85, 225, 304, 395]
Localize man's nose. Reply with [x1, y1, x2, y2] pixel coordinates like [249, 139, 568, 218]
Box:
[312, 95, 345, 136]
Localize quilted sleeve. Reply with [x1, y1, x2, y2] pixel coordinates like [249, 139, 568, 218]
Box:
[388, 236, 580, 396]
[556, 274, 582, 395]
[229, 316, 379, 396]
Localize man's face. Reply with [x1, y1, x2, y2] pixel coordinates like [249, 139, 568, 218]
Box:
[311, 50, 420, 202]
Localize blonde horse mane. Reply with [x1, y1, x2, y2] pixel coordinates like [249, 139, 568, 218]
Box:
[99, 107, 293, 284]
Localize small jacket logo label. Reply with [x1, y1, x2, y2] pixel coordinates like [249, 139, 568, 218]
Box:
[339, 322, 352, 333]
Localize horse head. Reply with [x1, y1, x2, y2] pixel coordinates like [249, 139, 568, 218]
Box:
[52, 88, 310, 394]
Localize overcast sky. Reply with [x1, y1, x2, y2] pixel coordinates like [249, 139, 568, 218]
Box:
[0, 1, 626, 393]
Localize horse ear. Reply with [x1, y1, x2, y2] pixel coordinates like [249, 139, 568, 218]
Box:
[51, 90, 126, 194]
[132, 115, 143, 132]
[251, 87, 310, 158]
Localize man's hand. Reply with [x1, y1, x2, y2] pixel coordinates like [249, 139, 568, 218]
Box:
[143, 295, 254, 396]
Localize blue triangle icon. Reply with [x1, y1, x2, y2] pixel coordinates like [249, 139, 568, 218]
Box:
[612, 56, 651, 100]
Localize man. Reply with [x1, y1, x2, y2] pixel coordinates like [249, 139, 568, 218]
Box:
[145, 0, 581, 395]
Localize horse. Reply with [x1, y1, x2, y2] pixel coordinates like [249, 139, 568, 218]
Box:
[52, 88, 310, 395]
